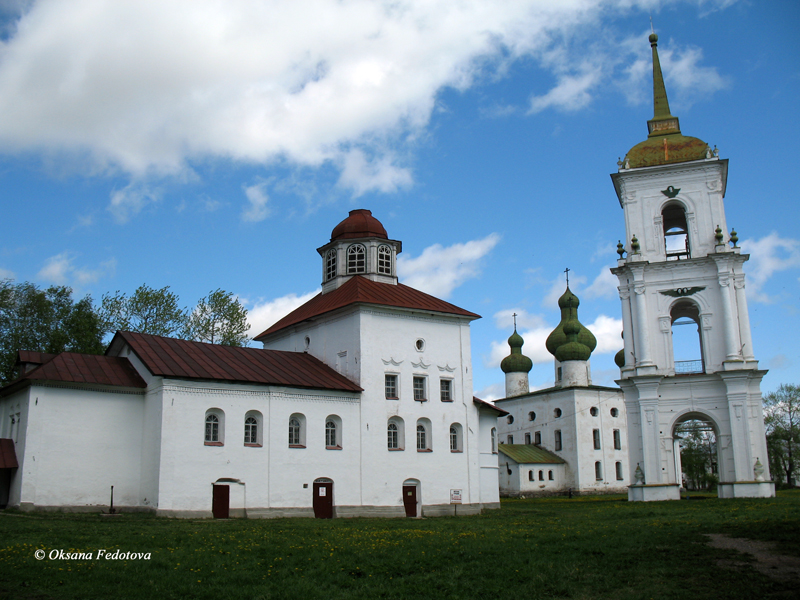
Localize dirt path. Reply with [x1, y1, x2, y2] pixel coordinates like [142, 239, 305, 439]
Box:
[705, 533, 800, 583]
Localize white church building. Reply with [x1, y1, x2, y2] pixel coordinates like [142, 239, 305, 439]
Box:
[0, 209, 504, 518]
[494, 288, 628, 497]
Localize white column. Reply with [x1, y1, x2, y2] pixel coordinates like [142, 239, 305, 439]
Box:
[632, 282, 653, 368]
[619, 286, 635, 375]
[718, 275, 741, 361]
[734, 277, 755, 360]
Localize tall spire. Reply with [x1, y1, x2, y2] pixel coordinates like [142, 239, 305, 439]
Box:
[647, 33, 680, 137]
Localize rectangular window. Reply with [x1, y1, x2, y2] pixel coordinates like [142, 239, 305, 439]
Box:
[615, 461, 623, 480]
[440, 379, 452, 402]
[413, 376, 426, 401]
[508, 435, 514, 444]
[554, 430, 562, 451]
[613, 429, 621, 450]
[595, 461, 603, 481]
[385, 374, 398, 399]
[593, 429, 601, 450]
[534, 431, 541, 445]
[524, 432, 531, 445]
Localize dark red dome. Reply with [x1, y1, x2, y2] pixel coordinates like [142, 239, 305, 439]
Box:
[331, 209, 388, 241]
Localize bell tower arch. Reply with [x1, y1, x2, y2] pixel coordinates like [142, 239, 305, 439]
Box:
[610, 33, 774, 501]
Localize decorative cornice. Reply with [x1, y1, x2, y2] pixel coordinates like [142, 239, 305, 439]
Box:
[658, 286, 705, 297]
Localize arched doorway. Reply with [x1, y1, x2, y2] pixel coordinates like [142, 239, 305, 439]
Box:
[402, 479, 420, 517]
[672, 414, 720, 494]
[313, 478, 334, 519]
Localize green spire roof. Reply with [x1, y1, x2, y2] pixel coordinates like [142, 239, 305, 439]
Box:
[624, 33, 708, 168]
[501, 328, 533, 374]
[545, 287, 596, 362]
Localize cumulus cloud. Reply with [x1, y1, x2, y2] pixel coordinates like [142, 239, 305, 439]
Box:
[0, 267, 16, 280]
[741, 233, 800, 303]
[108, 182, 160, 224]
[246, 289, 320, 339]
[0, 0, 734, 204]
[37, 252, 116, 287]
[583, 266, 618, 299]
[242, 181, 271, 222]
[586, 314, 623, 354]
[398, 233, 500, 299]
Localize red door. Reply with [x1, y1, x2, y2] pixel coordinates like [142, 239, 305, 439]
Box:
[212, 484, 230, 519]
[403, 485, 417, 517]
[313, 481, 333, 519]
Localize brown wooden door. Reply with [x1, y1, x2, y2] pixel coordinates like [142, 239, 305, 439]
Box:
[403, 485, 417, 517]
[313, 481, 333, 519]
[212, 484, 230, 519]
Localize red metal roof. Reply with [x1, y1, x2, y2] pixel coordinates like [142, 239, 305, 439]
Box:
[0, 352, 146, 397]
[0, 439, 18, 469]
[330, 209, 388, 241]
[255, 276, 480, 340]
[473, 396, 509, 416]
[116, 331, 362, 392]
[16, 350, 57, 366]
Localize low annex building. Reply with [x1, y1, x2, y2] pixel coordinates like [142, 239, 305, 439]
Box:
[0, 210, 504, 518]
[495, 288, 628, 497]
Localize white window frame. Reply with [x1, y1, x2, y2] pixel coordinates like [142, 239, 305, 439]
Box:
[288, 413, 306, 448]
[440, 378, 453, 402]
[413, 376, 427, 402]
[244, 410, 263, 447]
[325, 249, 337, 281]
[385, 373, 399, 400]
[205, 409, 224, 445]
[377, 244, 392, 275]
[387, 417, 405, 451]
[347, 243, 366, 274]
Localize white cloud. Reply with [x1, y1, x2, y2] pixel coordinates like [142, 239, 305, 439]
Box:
[108, 182, 160, 224]
[242, 181, 271, 222]
[583, 266, 618, 299]
[0, 1, 735, 199]
[37, 252, 116, 287]
[541, 273, 585, 308]
[741, 233, 800, 303]
[246, 289, 320, 339]
[493, 308, 547, 332]
[337, 149, 412, 197]
[475, 382, 506, 403]
[0, 267, 17, 280]
[586, 314, 623, 354]
[398, 233, 500, 299]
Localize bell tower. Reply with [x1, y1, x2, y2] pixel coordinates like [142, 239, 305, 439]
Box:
[611, 33, 774, 501]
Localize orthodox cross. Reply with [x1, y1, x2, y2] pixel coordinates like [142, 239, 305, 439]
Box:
[512, 312, 517, 330]
[564, 267, 570, 286]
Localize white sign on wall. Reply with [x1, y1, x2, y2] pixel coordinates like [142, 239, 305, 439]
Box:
[450, 489, 462, 504]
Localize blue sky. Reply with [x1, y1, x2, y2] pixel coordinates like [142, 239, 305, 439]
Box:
[1, 0, 798, 399]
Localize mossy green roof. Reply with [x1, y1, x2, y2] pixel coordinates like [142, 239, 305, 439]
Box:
[498, 444, 566, 465]
[501, 329, 533, 374]
[545, 287, 596, 362]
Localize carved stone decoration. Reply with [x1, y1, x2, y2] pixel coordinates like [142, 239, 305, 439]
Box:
[661, 185, 681, 198]
[381, 358, 404, 366]
[645, 409, 654, 425]
[659, 286, 706, 298]
[754, 458, 765, 482]
[634, 463, 645, 484]
[437, 364, 456, 373]
[411, 359, 430, 370]
[659, 317, 671, 332]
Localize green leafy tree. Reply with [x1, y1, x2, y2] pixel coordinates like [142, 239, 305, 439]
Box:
[0, 280, 104, 385]
[764, 384, 800, 487]
[677, 420, 718, 491]
[99, 284, 188, 338]
[186, 289, 250, 346]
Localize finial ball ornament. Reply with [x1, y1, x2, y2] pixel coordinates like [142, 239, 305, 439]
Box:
[649, 33, 658, 43]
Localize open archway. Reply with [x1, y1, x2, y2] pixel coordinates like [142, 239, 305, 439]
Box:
[671, 413, 720, 494]
[670, 300, 704, 375]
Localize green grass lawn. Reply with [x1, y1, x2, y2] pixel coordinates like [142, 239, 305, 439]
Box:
[2, 491, 799, 600]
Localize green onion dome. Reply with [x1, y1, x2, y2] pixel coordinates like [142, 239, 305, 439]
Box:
[615, 348, 625, 368]
[501, 329, 533, 374]
[546, 287, 596, 362]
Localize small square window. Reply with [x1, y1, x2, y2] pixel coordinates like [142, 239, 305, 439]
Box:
[413, 376, 426, 401]
[385, 374, 398, 399]
[440, 379, 452, 402]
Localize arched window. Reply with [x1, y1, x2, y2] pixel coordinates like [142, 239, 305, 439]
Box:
[449, 424, 463, 452]
[595, 461, 603, 481]
[326, 420, 337, 447]
[613, 429, 621, 450]
[288, 413, 306, 447]
[491, 427, 497, 453]
[325, 249, 337, 281]
[416, 424, 427, 451]
[377, 244, 392, 275]
[205, 409, 224, 445]
[671, 300, 704, 374]
[662, 203, 690, 260]
[615, 461, 624, 480]
[347, 244, 366, 274]
[524, 432, 531, 445]
[388, 417, 404, 450]
[205, 413, 220, 443]
[538, 470, 544, 481]
[528, 470, 534, 481]
[548, 470, 554, 481]
[593, 429, 601, 450]
[244, 410, 263, 446]
[534, 431, 541, 445]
